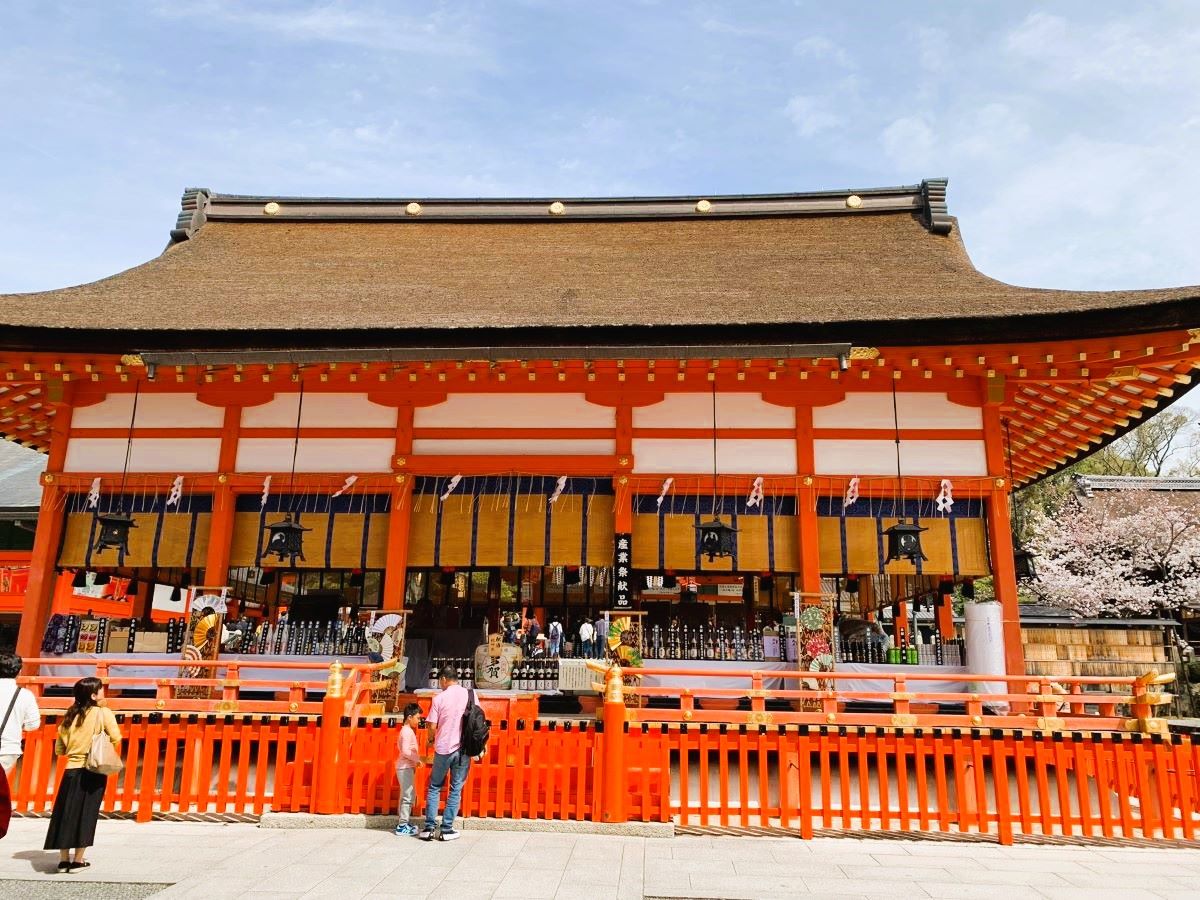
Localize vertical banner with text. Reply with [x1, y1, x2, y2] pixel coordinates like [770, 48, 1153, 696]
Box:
[614, 533, 632, 609]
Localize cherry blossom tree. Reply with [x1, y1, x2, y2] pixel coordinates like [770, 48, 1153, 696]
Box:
[1028, 490, 1200, 617]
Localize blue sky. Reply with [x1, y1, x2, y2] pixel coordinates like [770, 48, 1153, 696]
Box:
[2, 1, 1199, 303]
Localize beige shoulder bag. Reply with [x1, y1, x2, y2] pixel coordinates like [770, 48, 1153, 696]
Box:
[84, 709, 123, 776]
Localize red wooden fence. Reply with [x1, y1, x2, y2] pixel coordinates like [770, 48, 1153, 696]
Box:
[9, 658, 1198, 844]
[8, 712, 1199, 843]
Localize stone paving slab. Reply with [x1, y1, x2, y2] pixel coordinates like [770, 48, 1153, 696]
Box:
[3, 818, 1200, 898]
[0, 880, 170, 898]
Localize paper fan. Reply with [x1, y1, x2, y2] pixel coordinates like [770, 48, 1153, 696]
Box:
[607, 616, 632, 650]
[616, 644, 643, 668]
[371, 613, 403, 634]
[179, 644, 203, 679]
[191, 613, 220, 647]
[800, 606, 826, 631]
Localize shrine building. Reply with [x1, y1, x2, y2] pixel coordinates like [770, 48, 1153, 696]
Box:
[2, 179, 1198, 679]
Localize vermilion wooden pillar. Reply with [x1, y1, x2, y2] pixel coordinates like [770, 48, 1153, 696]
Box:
[381, 475, 414, 609]
[794, 406, 822, 600]
[203, 484, 236, 587]
[16, 481, 65, 660]
[17, 394, 73, 660]
[982, 399, 1026, 676]
[936, 591, 955, 638]
[202, 406, 241, 588]
[613, 475, 632, 534]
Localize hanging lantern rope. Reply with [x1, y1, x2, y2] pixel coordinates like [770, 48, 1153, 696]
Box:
[117, 381, 140, 499]
[92, 382, 141, 556]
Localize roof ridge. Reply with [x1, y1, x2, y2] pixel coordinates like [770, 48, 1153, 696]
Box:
[168, 179, 952, 243]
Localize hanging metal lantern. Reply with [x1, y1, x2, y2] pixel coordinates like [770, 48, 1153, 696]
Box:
[884, 518, 927, 564]
[696, 517, 738, 562]
[261, 512, 311, 563]
[1013, 542, 1038, 581]
[94, 509, 136, 556]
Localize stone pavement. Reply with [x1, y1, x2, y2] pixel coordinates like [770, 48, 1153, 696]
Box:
[3, 817, 1200, 899]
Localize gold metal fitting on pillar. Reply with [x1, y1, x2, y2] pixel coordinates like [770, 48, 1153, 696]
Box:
[327, 660, 344, 699]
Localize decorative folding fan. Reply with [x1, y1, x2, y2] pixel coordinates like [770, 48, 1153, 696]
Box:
[191, 613, 220, 649]
[371, 613, 403, 634]
[607, 616, 632, 651]
[616, 643, 644, 668]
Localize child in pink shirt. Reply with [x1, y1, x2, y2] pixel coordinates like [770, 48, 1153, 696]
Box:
[394, 703, 423, 835]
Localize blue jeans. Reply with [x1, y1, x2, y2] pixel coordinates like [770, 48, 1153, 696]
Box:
[423, 750, 471, 830]
[580, 639, 592, 659]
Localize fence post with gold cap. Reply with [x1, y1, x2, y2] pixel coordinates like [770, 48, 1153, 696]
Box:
[314, 660, 346, 814]
[600, 662, 628, 823]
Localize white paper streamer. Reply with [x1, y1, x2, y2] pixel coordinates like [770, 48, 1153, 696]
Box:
[260, 475, 272, 509]
[548, 475, 567, 505]
[166, 475, 184, 507]
[331, 474, 358, 498]
[935, 478, 954, 513]
[842, 477, 860, 510]
[746, 476, 765, 509]
[86, 477, 101, 509]
[655, 477, 674, 509]
[440, 474, 463, 502]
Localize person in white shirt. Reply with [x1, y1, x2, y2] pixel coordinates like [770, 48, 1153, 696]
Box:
[0, 652, 41, 775]
[577, 619, 595, 660]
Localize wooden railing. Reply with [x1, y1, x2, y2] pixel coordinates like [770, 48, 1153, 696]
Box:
[17, 656, 395, 716]
[620, 664, 1177, 734]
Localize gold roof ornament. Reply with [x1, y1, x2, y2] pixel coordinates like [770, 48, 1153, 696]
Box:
[405, 202, 422, 216]
[263, 201, 281, 216]
[846, 194, 863, 209]
[695, 199, 713, 213]
[848, 346, 880, 360]
[548, 201, 566, 216]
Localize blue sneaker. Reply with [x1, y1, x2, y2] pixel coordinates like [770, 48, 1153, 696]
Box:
[394, 823, 416, 836]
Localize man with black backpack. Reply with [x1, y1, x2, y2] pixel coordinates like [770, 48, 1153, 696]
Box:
[419, 662, 489, 842]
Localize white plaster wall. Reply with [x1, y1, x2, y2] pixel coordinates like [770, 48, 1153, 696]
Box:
[72, 393, 226, 429]
[235, 438, 394, 472]
[241, 394, 398, 428]
[813, 392, 983, 430]
[632, 393, 796, 429]
[64, 438, 221, 472]
[414, 393, 614, 429]
[411, 439, 615, 456]
[813, 439, 987, 475]
[633, 438, 797, 474]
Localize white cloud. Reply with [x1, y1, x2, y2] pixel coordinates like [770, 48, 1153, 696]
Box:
[152, 1, 484, 58]
[915, 26, 949, 73]
[700, 18, 771, 38]
[1005, 11, 1200, 89]
[951, 103, 1031, 161]
[784, 95, 842, 138]
[880, 115, 937, 170]
[794, 36, 854, 69]
[964, 131, 1200, 289]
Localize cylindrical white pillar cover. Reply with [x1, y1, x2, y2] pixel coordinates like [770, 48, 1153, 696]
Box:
[963, 600, 1009, 712]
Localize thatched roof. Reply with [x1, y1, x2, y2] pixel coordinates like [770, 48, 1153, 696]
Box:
[2, 180, 1197, 352]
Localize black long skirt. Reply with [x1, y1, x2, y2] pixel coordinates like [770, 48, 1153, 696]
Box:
[44, 768, 107, 850]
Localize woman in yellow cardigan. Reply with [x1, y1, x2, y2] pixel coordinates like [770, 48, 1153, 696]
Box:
[43, 676, 120, 871]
